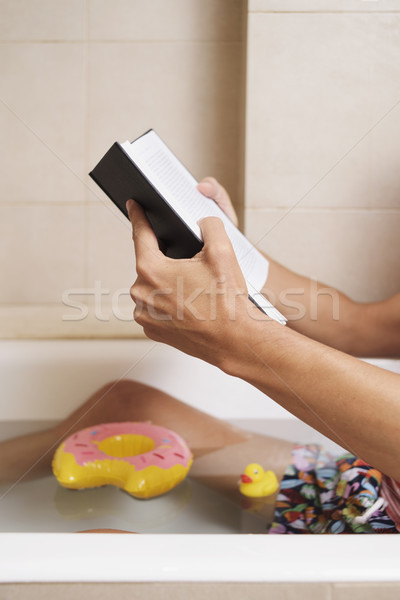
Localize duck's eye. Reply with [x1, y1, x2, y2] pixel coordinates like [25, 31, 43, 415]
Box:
[254, 469, 258, 474]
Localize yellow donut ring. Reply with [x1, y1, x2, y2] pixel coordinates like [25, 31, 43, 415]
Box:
[52, 422, 193, 499]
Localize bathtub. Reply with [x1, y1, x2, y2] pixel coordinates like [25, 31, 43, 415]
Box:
[0, 339, 399, 585]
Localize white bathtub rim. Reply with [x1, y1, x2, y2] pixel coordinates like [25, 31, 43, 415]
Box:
[0, 533, 399, 583]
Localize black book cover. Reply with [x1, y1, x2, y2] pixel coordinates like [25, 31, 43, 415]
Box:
[89, 142, 203, 259]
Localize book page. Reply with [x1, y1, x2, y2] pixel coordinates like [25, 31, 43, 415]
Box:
[121, 131, 269, 293]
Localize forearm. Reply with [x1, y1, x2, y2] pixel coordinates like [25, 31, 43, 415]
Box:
[263, 257, 355, 349]
[126, 201, 400, 480]
[359, 294, 400, 358]
[262, 255, 400, 357]
[223, 311, 400, 480]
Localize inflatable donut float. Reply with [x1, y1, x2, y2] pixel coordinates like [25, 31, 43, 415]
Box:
[52, 422, 193, 499]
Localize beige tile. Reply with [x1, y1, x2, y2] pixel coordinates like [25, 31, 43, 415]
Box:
[245, 13, 400, 209]
[86, 201, 135, 294]
[0, 582, 332, 600]
[0, 43, 87, 204]
[0, 204, 85, 304]
[89, 0, 245, 42]
[85, 201, 144, 338]
[88, 41, 244, 215]
[249, 0, 400, 11]
[0, 304, 144, 339]
[245, 208, 400, 302]
[333, 583, 400, 600]
[0, 0, 86, 41]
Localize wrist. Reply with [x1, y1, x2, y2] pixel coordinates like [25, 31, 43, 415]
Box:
[219, 303, 289, 382]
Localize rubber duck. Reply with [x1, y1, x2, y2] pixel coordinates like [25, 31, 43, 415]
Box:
[239, 463, 279, 498]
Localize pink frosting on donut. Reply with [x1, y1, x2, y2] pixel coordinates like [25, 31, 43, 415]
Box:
[63, 422, 192, 470]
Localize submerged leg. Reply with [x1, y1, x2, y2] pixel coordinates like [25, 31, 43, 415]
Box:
[0, 378, 294, 527]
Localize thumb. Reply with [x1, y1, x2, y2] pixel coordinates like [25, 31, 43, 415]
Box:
[197, 177, 220, 201]
[198, 216, 235, 257]
[126, 199, 161, 262]
[197, 217, 247, 289]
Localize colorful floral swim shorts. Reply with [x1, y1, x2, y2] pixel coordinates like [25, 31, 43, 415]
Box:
[269, 444, 399, 534]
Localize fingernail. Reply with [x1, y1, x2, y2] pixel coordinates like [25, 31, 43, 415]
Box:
[126, 199, 133, 212]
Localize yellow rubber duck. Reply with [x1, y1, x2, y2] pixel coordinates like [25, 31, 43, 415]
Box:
[239, 463, 279, 498]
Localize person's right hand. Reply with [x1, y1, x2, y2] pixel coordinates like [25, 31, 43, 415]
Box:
[197, 177, 238, 227]
[126, 199, 254, 369]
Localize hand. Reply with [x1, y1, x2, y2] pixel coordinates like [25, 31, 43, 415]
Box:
[126, 199, 251, 368]
[197, 177, 238, 227]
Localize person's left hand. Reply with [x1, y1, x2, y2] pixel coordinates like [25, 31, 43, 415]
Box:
[126, 199, 251, 368]
[197, 177, 238, 227]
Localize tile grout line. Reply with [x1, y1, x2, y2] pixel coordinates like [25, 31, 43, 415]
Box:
[0, 39, 245, 45]
[2, 202, 399, 212]
[245, 207, 400, 213]
[328, 581, 334, 600]
[83, 0, 90, 295]
[249, 10, 400, 14]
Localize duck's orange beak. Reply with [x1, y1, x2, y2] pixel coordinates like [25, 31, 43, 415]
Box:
[240, 474, 252, 484]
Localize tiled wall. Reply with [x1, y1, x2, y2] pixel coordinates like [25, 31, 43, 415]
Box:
[2, 0, 399, 339]
[0, 0, 246, 338]
[245, 0, 400, 302]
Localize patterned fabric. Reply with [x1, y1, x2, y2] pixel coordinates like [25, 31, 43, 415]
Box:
[269, 444, 399, 534]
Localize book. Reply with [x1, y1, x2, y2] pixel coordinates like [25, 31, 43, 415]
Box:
[89, 129, 286, 324]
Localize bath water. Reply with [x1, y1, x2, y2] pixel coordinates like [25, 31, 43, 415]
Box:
[0, 419, 343, 534]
